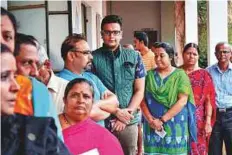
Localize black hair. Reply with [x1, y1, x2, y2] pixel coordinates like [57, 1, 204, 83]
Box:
[134, 32, 149, 47]
[61, 33, 86, 61]
[183, 43, 200, 54]
[1, 7, 17, 34]
[101, 15, 122, 30]
[64, 78, 94, 100]
[15, 33, 37, 56]
[152, 42, 176, 67]
[1, 43, 12, 54]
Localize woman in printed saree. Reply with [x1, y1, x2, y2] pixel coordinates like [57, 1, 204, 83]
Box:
[181, 43, 216, 155]
[141, 42, 197, 155]
[59, 78, 123, 155]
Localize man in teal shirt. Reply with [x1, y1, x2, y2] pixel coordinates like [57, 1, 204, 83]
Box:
[93, 15, 146, 155]
[57, 34, 119, 127]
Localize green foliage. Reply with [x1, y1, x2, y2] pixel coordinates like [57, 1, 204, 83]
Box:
[197, 1, 232, 66]
[229, 1, 232, 45]
[198, 1, 208, 68]
[229, 24, 232, 45]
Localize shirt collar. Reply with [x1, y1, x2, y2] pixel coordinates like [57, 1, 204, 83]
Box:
[102, 44, 122, 57]
[215, 62, 232, 72]
[229, 62, 232, 70]
[47, 72, 59, 93]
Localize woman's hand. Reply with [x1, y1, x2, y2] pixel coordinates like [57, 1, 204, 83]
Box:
[148, 118, 163, 131]
[204, 123, 212, 137]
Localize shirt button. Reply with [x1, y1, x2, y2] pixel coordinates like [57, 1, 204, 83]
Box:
[28, 133, 36, 141]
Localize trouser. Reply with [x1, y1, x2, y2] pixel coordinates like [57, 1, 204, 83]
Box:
[208, 109, 232, 155]
[113, 123, 138, 155]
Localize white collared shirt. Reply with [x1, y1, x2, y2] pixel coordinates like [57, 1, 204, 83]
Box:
[47, 72, 68, 114]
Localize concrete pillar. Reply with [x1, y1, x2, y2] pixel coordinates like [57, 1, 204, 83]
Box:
[174, 1, 185, 66]
[86, 7, 95, 50]
[185, 0, 198, 44]
[207, 0, 228, 65]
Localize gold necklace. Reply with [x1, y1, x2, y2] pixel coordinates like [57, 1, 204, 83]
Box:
[63, 113, 72, 126]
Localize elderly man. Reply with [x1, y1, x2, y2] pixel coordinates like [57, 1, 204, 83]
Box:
[36, 44, 68, 114]
[93, 15, 146, 155]
[207, 42, 232, 155]
[57, 34, 119, 127]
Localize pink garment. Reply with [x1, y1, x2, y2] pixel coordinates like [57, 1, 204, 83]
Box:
[63, 118, 124, 155]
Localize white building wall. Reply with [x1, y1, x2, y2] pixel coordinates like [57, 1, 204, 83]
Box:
[8, 1, 45, 6]
[160, 1, 175, 47]
[207, 0, 228, 65]
[71, 1, 82, 33]
[109, 1, 161, 45]
[47, 0, 69, 71]
[1, 0, 8, 9]
[71, 0, 103, 50]
[8, 1, 47, 50]
[185, 0, 198, 44]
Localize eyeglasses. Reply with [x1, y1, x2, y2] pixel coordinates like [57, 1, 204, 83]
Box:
[71, 49, 92, 55]
[101, 30, 121, 36]
[216, 50, 231, 54]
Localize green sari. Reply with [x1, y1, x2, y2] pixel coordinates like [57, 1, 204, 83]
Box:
[143, 68, 197, 154]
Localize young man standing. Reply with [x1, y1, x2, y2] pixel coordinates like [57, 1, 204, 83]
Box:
[93, 15, 146, 155]
[134, 31, 156, 71]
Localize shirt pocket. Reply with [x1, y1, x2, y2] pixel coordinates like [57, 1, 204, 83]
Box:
[123, 61, 135, 80]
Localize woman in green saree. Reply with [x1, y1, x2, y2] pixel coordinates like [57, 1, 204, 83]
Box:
[141, 42, 197, 154]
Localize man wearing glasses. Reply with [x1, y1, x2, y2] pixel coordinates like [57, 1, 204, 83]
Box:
[93, 15, 146, 155]
[207, 42, 232, 154]
[57, 34, 119, 127]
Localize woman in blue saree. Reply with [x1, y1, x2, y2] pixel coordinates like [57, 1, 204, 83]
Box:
[141, 42, 197, 154]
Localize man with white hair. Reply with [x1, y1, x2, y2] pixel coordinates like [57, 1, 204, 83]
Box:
[36, 44, 68, 114]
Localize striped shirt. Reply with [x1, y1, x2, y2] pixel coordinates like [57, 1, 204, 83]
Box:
[141, 50, 156, 71]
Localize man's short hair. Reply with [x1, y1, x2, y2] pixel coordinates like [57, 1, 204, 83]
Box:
[61, 33, 86, 61]
[134, 32, 149, 47]
[15, 33, 37, 56]
[215, 42, 231, 52]
[101, 15, 122, 30]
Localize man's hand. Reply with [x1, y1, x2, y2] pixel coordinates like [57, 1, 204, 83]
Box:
[112, 119, 127, 132]
[115, 108, 134, 124]
[101, 91, 110, 99]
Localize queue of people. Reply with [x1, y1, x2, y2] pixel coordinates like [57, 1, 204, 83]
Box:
[1, 7, 232, 155]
